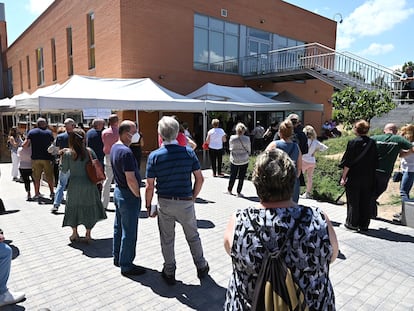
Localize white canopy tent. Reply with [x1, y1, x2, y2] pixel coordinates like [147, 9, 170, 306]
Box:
[38, 75, 205, 112]
[15, 84, 61, 112]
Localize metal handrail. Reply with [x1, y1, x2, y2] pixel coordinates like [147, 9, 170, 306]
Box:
[240, 42, 402, 93]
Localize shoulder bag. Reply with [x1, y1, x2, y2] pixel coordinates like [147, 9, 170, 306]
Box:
[85, 147, 106, 184]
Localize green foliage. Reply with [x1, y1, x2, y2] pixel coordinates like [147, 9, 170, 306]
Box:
[322, 134, 353, 155]
[310, 154, 344, 203]
[402, 61, 414, 72]
[331, 87, 395, 129]
[348, 71, 365, 82]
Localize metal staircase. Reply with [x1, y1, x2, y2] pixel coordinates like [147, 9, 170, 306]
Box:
[240, 42, 403, 95]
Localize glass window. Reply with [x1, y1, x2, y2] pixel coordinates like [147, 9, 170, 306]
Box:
[26, 55, 31, 89]
[225, 22, 239, 35]
[51, 38, 57, 81]
[87, 12, 95, 69]
[194, 14, 208, 27]
[210, 18, 224, 31]
[249, 28, 270, 41]
[66, 27, 73, 76]
[193, 14, 239, 73]
[193, 28, 208, 70]
[19, 60, 23, 92]
[36, 47, 45, 86]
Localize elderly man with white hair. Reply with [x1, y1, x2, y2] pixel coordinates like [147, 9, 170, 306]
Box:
[145, 116, 209, 285]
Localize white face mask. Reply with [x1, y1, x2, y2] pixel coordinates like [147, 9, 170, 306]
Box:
[131, 132, 141, 144]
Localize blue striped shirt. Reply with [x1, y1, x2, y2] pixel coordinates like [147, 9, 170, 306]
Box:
[146, 143, 200, 197]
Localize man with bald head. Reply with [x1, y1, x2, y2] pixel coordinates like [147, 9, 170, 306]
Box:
[370, 123, 414, 218]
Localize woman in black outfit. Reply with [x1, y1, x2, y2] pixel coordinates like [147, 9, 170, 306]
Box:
[339, 120, 378, 231]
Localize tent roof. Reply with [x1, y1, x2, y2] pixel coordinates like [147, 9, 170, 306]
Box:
[38, 75, 204, 112]
[187, 82, 278, 103]
[15, 84, 61, 111]
[272, 90, 323, 112]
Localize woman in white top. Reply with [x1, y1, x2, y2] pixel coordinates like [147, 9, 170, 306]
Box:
[300, 125, 328, 199]
[399, 124, 414, 201]
[227, 123, 251, 197]
[205, 119, 226, 177]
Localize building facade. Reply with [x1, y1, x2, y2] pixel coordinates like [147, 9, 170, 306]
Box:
[3, 0, 337, 150]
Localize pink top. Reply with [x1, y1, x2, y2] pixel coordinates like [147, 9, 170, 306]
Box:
[102, 126, 119, 155]
[158, 132, 187, 147]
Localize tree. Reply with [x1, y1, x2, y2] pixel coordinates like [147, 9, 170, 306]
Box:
[331, 87, 395, 129]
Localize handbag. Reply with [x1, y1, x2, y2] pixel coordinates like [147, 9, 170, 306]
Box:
[202, 142, 209, 150]
[392, 171, 403, 182]
[85, 148, 106, 184]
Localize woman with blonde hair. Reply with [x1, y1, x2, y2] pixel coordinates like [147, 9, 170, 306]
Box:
[399, 124, 414, 202]
[227, 123, 251, 197]
[205, 119, 226, 177]
[300, 125, 328, 199]
[265, 120, 302, 202]
[61, 128, 107, 242]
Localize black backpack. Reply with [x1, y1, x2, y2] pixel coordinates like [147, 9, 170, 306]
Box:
[247, 209, 309, 311]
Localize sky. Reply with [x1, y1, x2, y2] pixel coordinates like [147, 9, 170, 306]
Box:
[2, 0, 413, 72]
[283, 0, 414, 71]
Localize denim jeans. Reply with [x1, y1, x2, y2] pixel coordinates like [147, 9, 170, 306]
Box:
[400, 171, 414, 201]
[113, 186, 141, 272]
[0, 242, 12, 294]
[54, 170, 70, 207]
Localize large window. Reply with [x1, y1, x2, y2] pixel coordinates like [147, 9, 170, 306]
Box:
[87, 12, 95, 69]
[36, 48, 45, 86]
[194, 14, 239, 73]
[51, 38, 57, 81]
[66, 27, 73, 76]
[19, 60, 23, 92]
[26, 55, 31, 90]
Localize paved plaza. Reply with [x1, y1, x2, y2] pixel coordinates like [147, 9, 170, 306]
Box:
[0, 162, 414, 310]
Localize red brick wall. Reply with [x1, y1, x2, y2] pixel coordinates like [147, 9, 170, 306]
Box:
[5, 0, 337, 148]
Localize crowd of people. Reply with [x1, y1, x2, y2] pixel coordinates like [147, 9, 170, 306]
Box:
[2, 111, 414, 308]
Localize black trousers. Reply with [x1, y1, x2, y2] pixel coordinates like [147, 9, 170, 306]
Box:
[209, 148, 223, 175]
[228, 163, 248, 194]
[346, 177, 374, 229]
[19, 168, 33, 193]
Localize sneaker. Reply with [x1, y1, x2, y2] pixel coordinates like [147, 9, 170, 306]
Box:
[161, 268, 176, 285]
[50, 205, 59, 214]
[0, 289, 25, 307]
[197, 263, 209, 279]
[393, 212, 402, 218]
[299, 192, 311, 199]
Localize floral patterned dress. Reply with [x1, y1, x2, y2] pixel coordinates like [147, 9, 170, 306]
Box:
[224, 205, 335, 310]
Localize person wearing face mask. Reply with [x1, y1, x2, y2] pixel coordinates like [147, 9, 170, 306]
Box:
[111, 120, 146, 276]
[129, 123, 144, 171]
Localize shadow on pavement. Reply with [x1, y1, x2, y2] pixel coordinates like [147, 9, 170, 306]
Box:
[331, 221, 341, 227]
[69, 238, 113, 258]
[361, 227, 414, 243]
[0, 302, 26, 311]
[195, 197, 215, 204]
[124, 267, 226, 310]
[241, 196, 260, 202]
[197, 219, 215, 229]
[0, 210, 20, 215]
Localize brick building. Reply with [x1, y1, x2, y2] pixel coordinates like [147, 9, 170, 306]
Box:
[2, 0, 337, 150]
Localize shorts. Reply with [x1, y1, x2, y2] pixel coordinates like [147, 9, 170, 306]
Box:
[32, 159, 54, 182]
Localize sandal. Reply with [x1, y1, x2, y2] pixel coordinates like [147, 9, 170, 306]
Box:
[69, 234, 80, 242]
